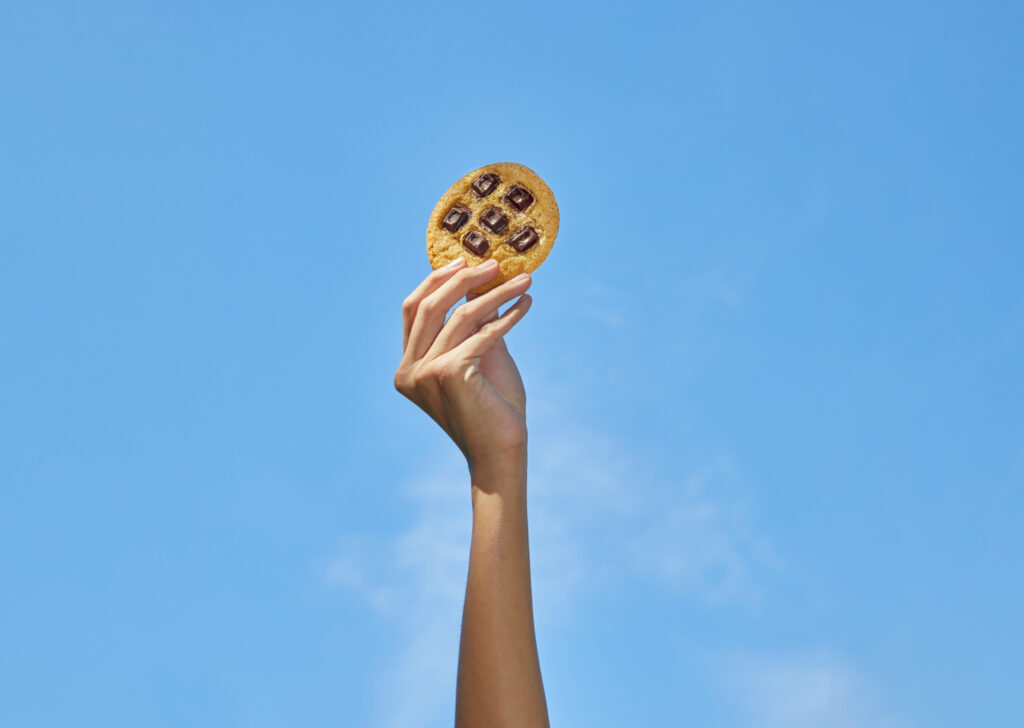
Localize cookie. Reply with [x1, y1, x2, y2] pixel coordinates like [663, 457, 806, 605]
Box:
[427, 162, 559, 293]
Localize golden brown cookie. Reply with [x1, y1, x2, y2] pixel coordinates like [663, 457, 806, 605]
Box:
[427, 162, 559, 293]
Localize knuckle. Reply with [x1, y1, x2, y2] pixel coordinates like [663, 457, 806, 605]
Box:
[401, 297, 417, 316]
[397, 363, 435, 394]
[435, 364, 457, 385]
[420, 293, 446, 316]
[422, 356, 452, 383]
[411, 363, 434, 388]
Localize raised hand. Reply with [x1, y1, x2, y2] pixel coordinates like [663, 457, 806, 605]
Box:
[394, 258, 533, 472]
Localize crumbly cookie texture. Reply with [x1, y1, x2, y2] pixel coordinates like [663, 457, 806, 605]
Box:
[427, 162, 559, 293]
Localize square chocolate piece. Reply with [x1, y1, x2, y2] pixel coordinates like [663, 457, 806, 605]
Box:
[479, 206, 509, 234]
[442, 205, 471, 233]
[462, 230, 489, 256]
[471, 173, 500, 198]
[510, 226, 539, 253]
[505, 185, 534, 211]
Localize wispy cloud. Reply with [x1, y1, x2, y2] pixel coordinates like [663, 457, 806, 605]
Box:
[527, 425, 769, 613]
[327, 460, 470, 728]
[718, 651, 911, 728]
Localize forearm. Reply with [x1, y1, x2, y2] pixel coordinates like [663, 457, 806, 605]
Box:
[455, 455, 549, 728]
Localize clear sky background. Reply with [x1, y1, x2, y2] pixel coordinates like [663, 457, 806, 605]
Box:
[1, 2, 1021, 726]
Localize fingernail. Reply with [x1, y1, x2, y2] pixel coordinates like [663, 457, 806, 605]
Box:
[443, 258, 466, 270]
[481, 259, 499, 269]
[513, 273, 530, 282]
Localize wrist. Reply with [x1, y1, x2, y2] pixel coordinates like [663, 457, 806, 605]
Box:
[468, 447, 527, 500]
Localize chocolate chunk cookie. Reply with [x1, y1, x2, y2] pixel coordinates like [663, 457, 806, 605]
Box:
[427, 162, 559, 293]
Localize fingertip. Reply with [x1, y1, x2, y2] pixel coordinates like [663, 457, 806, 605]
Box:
[504, 293, 532, 317]
[498, 272, 531, 292]
[442, 257, 467, 271]
[428, 257, 466, 284]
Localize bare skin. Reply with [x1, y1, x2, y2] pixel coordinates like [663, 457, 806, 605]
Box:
[394, 257, 549, 728]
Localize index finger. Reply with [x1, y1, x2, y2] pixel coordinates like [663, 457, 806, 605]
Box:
[402, 258, 466, 350]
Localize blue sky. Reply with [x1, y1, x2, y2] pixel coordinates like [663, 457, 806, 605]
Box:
[1, 1, 1021, 726]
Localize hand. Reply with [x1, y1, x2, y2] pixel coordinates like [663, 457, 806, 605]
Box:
[394, 258, 534, 473]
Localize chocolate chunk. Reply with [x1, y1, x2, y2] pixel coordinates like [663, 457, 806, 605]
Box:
[462, 231, 490, 256]
[471, 173, 500, 198]
[505, 185, 534, 211]
[510, 226, 539, 253]
[479, 207, 509, 234]
[442, 205, 471, 233]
